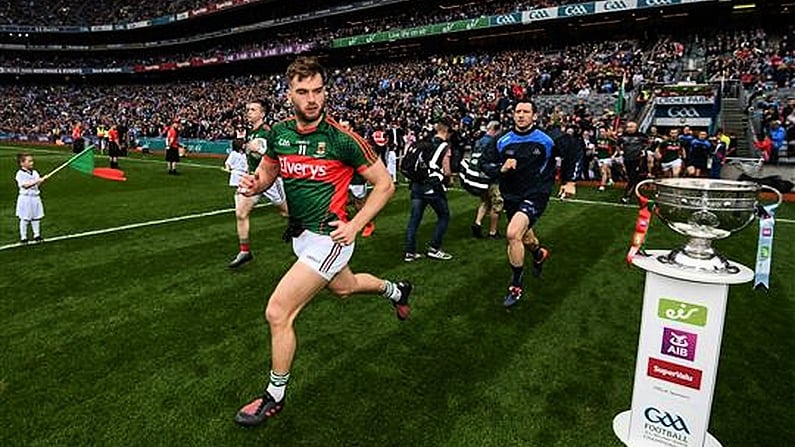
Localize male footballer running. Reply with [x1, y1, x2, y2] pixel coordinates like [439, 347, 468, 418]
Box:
[234, 57, 412, 426]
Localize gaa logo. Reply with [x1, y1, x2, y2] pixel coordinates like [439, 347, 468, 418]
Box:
[528, 9, 550, 19]
[563, 4, 590, 15]
[605, 0, 629, 10]
[644, 407, 690, 434]
[642, 0, 675, 6]
[495, 14, 518, 25]
[667, 107, 700, 118]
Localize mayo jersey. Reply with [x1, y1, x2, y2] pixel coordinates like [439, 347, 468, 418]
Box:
[263, 115, 378, 234]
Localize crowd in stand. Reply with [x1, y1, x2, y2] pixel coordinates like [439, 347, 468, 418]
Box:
[704, 27, 795, 89]
[0, 38, 668, 142]
[0, 0, 575, 28]
[0, 0, 222, 26]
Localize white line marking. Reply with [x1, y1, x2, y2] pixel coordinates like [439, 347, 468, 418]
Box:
[0, 145, 223, 170]
[0, 203, 271, 252]
[450, 188, 795, 223]
[1, 186, 791, 251]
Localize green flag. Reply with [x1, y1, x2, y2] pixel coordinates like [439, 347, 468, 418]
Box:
[69, 146, 95, 175]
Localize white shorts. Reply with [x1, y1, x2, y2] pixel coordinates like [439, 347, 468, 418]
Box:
[661, 159, 683, 171]
[349, 184, 367, 200]
[263, 177, 286, 206]
[16, 195, 44, 220]
[292, 230, 354, 281]
[597, 158, 613, 167]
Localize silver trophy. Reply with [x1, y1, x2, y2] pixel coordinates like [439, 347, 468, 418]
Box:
[636, 178, 782, 274]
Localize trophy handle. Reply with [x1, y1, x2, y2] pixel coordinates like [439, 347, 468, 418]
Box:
[759, 185, 783, 209]
[635, 179, 656, 202]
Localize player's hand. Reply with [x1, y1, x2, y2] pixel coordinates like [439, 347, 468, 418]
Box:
[559, 182, 576, 199]
[328, 220, 357, 246]
[501, 158, 517, 172]
[237, 173, 259, 197]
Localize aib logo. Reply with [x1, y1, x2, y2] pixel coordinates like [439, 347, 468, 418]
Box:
[644, 407, 690, 434]
[661, 327, 697, 361]
[658, 298, 707, 327]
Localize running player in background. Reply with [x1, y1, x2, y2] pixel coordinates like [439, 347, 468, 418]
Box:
[233, 57, 412, 426]
[228, 99, 289, 269]
[655, 128, 685, 178]
[481, 99, 580, 308]
[686, 130, 712, 178]
[595, 126, 616, 191]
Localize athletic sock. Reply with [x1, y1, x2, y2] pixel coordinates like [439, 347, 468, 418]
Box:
[266, 370, 290, 402]
[31, 220, 41, 238]
[531, 247, 543, 262]
[19, 219, 29, 240]
[511, 265, 524, 288]
[382, 280, 402, 303]
[240, 239, 250, 253]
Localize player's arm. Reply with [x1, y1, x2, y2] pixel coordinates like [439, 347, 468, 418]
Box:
[479, 135, 504, 179]
[349, 159, 394, 232]
[330, 133, 393, 245]
[240, 156, 278, 196]
[555, 138, 581, 198]
[17, 173, 45, 188]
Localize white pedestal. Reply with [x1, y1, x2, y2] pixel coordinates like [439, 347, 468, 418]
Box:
[613, 250, 753, 447]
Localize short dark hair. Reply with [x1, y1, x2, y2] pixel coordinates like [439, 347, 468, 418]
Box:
[286, 56, 327, 86]
[248, 99, 270, 114]
[514, 99, 537, 113]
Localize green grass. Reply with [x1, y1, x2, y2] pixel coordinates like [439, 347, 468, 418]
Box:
[0, 145, 793, 446]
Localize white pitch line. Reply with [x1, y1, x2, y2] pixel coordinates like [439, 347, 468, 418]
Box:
[450, 189, 795, 224]
[1, 187, 792, 252]
[0, 203, 271, 252]
[0, 145, 224, 170]
[549, 196, 795, 224]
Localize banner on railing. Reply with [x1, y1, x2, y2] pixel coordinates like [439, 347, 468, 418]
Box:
[333, 0, 714, 47]
[137, 137, 232, 155]
[333, 17, 490, 48]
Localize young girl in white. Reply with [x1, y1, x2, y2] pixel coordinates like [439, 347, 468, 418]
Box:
[15, 153, 48, 243]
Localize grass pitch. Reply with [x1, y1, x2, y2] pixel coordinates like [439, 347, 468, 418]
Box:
[1, 145, 792, 446]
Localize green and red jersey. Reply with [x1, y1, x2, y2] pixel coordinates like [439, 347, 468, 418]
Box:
[596, 136, 615, 159]
[263, 114, 379, 235]
[658, 139, 683, 163]
[246, 123, 270, 173]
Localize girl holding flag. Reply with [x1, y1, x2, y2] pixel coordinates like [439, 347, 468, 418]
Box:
[15, 153, 47, 244]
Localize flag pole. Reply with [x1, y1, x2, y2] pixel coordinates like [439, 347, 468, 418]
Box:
[43, 145, 95, 179]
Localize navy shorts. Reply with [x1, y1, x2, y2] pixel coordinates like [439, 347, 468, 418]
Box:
[504, 196, 549, 227]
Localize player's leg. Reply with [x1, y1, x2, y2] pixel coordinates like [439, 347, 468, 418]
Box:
[426, 187, 452, 260]
[19, 218, 29, 243]
[504, 208, 530, 307]
[523, 227, 548, 277]
[404, 186, 428, 261]
[229, 194, 258, 268]
[487, 185, 503, 238]
[235, 261, 327, 427]
[264, 177, 289, 217]
[327, 266, 412, 320]
[472, 192, 488, 238]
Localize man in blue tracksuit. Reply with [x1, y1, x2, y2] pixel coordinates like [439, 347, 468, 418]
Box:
[481, 100, 580, 307]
